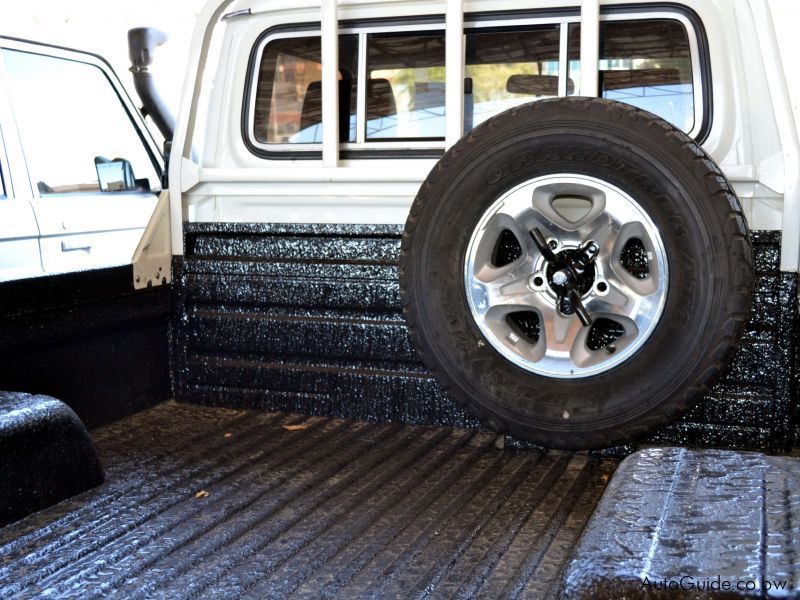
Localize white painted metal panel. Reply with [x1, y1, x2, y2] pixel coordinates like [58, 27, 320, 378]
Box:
[445, 0, 464, 149]
[176, 0, 796, 269]
[0, 36, 163, 278]
[579, 0, 599, 96]
[322, 0, 340, 167]
[0, 38, 42, 280]
[39, 228, 147, 275]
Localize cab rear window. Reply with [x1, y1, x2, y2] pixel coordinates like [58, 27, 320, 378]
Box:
[247, 13, 702, 156]
[366, 33, 446, 140]
[568, 20, 695, 133]
[253, 35, 358, 145]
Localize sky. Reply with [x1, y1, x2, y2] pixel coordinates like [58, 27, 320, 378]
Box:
[0, 0, 208, 111]
[0, 0, 798, 133]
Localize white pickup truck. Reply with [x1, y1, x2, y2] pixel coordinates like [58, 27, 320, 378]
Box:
[132, 0, 797, 449]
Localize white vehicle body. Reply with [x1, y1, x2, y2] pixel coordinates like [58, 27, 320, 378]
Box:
[153, 0, 798, 276]
[0, 37, 161, 281]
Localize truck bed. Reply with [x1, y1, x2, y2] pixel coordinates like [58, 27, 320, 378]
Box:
[0, 402, 615, 599]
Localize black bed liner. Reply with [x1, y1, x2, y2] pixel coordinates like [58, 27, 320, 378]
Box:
[175, 225, 798, 452]
[0, 402, 614, 599]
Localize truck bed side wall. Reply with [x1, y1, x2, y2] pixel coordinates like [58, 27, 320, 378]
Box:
[0, 266, 171, 428]
[173, 224, 798, 452]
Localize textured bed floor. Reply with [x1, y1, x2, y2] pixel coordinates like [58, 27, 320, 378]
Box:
[0, 402, 615, 599]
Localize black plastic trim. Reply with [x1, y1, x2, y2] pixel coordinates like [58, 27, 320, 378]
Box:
[242, 2, 713, 160]
[464, 22, 562, 35]
[341, 14, 445, 30]
[466, 7, 580, 22]
[340, 148, 444, 160]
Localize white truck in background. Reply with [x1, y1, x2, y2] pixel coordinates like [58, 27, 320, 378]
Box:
[0, 37, 161, 280]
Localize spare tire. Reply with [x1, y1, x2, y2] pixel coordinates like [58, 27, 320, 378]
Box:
[400, 97, 752, 450]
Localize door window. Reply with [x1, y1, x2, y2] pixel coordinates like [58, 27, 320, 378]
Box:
[2, 49, 160, 195]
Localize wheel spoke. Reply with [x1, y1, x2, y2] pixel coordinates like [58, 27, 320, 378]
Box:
[530, 227, 558, 264]
[469, 267, 548, 315]
[579, 214, 621, 258]
[483, 276, 537, 310]
[585, 277, 638, 319]
[523, 211, 575, 247]
[541, 308, 581, 350]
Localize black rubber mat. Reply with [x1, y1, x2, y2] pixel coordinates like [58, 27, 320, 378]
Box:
[0, 392, 103, 526]
[563, 447, 800, 598]
[0, 402, 614, 599]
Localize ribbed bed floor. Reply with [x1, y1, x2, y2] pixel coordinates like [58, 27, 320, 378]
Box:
[0, 402, 615, 599]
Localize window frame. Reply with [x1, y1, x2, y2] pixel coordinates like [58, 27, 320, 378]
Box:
[242, 5, 709, 160]
[0, 121, 12, 200]
[0, 133, 6, 198]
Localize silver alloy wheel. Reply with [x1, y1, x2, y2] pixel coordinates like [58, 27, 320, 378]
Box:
[464, 174, 668, 378]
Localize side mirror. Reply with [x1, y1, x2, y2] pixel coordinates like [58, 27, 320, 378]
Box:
[95, 156, 136, 192]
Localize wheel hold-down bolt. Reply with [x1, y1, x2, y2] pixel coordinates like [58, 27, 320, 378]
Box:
[559, 295, 575, 316]
[529, 227, 600, 327]
[552, 270, 569, 286]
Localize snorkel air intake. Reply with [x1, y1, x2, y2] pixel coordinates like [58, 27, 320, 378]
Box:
[127, 27, 175, 141]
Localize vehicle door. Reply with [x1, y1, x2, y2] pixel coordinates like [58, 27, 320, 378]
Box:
[0, 40, 162, 275]
[0, 61, 41, 282]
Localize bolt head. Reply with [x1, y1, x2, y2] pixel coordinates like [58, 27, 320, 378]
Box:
[553, 271, 568, 286]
